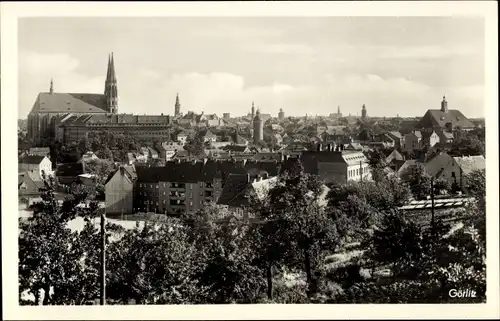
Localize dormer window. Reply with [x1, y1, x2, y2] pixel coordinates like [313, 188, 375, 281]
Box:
[440, 116, 445, 120]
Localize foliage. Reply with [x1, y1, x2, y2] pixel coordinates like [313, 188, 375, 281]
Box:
[107, 220, 207, 304]
[18, 179, 103, 305]
[267, 165, 339, 296]
[401, 163, 432, 199]
[450, 132, 485, 157]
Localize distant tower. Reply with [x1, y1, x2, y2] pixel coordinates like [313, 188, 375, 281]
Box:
[253, 109, 264, 144]
[175, 93, 181, 117]
[49, 78, 54, 94]
[251, 101, 255, 120]
[361, 104, 367, 119]
[278, 108, 285, 121]
[441, 95, 448, 113]
[337, 106, 342, 117]
[104, 53, 118, 114]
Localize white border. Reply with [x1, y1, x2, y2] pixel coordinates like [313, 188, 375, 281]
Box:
[2, 1, 499, 320]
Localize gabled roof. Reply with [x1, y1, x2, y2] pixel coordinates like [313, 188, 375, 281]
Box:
[453, 155, 486, 175]
[417, 109, 474, 129]
[30, 92, 108, 114]
[19, 155, 47, 165]
[18, 171, 43, 192]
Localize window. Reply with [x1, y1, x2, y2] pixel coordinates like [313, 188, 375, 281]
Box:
[163, 183, 166, 187]
[150, 184, 153, 188]
[451, 172, 456, 178]
[190, 201, 193, 206]
[163, 192, 166, 196]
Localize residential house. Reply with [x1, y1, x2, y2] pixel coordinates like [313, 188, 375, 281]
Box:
[403, 131, 423, 153]
[217, 174, 277, 217]
[437, 129, 454, 146]
[386, 131, 404, 149]
[56, 163, 85, 185]
[105, 166, 137, 215]
[202, 130, 217, 144]
[18, 171, 43, 205]
[176, 131, 190, 145]
[421, 131, 440, 149]
[384, 149, 404, 166]
[452, 155, 486, 191]
[397, 159, 423, 180]
[158, 142, 184, 161]
[18, 155, 52, 179]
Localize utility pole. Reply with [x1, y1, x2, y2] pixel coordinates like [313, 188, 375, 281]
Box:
[430, 177, 435, 236]
[100, 211, 106, 305]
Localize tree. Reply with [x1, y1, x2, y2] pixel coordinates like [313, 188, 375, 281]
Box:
[401, 163, 432, 199]
[370, 211, 423, 280]
[184, 132, 205, 157]
[18, 179, 103, 305]
[267, 164, 339, 297]
[181, 205, 265, 303]
[107, 220, 207, 304]
[450, 133, 485, 157]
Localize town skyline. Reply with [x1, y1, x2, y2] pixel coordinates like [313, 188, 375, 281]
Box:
[18, 17, 485, 119]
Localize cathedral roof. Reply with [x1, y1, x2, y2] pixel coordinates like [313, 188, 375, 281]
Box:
[30, 92, 108, 114]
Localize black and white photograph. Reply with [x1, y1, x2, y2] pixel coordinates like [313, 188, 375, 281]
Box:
[1, 1, 499, 319]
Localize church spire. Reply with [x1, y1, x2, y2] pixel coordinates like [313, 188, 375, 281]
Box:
[49, 78, 54, 94]
[175, 93, 181, 117]
[104, 52, 118, 114]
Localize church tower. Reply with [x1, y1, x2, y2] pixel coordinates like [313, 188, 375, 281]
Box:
[104, 53, 118, 114]
[278, 108, 285, 121]
[361, 104, 367, 119]
[175, 93, 181, 117]
[49, 78, 54, 94]
[251, 101, 255, 120]
[253, 109, 264, 144]
[440, 95, 448, 113]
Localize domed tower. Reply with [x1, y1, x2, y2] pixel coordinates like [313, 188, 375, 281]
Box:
[104, 53, 118, 114]
[361, 104, 367, 119]
[253, 109, 264, 144]
[278, 108, 285, 121]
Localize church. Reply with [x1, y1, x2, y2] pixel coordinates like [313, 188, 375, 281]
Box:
[26, 53, 170, 145]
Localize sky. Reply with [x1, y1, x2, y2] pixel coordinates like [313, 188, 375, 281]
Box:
[18, 17, 485, 119]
